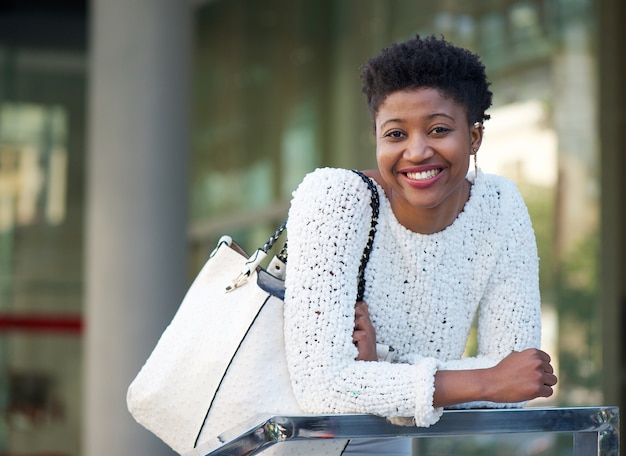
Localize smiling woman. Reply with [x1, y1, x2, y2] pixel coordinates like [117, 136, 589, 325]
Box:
[280, 35, 557, 456]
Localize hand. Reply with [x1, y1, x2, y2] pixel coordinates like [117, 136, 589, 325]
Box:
[487, 348, 558, 403]
[353, 301, 377, 361]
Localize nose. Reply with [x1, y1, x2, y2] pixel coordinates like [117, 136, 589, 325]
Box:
[403, 135, 434, 161]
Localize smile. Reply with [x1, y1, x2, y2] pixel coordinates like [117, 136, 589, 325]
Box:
[405, 169, 441, 181]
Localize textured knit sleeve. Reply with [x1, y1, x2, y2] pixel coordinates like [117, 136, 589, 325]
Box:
[440, 176, 542, 409]
[476, 179, 542, 353]
[284, 168, 442, 426]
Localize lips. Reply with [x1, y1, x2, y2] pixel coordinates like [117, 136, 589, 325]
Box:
[405, 168, 441, 181]
[399, 166, 445, 188]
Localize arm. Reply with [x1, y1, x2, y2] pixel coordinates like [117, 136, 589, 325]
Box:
[352, 177, 556, 407]
[355, 302, 556, 406]
[284, 169, 439, 423]
[434, 349, 556, 407]
[438, 178, 556, 406]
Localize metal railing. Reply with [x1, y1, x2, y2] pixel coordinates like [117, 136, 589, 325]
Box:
[186, 406, 619, 456]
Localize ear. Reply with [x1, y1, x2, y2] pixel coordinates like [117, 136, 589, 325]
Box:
[471, 122, 484, 154]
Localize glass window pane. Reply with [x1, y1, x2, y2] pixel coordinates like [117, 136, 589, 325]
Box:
[0, 46, 85, 455]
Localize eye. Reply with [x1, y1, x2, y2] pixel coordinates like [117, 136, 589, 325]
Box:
[383, 130, 405, 139]
[430, 126, 452, 136]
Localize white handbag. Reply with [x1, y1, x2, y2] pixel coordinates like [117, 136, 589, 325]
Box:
[126, 170, 379, 455]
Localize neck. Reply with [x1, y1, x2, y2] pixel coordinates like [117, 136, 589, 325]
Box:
[393, 179, 472, 234]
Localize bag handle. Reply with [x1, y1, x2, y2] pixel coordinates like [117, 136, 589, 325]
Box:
[351, 169, 380, 302]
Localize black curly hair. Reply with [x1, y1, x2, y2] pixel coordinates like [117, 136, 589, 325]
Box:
[360, 35, 492, 127]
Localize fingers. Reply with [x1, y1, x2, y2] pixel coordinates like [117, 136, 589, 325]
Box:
[352, 329, 366, 343]
[354, 301, 370, 330]
[498, 349, 558, 401]
[354, 301, 369, 317]
[544, 372, 558, 387]
[543, 361, 554, 374]
[352, 327, 374, 360]
[520, 348, 556, 376]
[536, 349, 551, 363]
[520, 347, 551, 362]
[532, 349, 556, 379]
[353, 301, 369, 341]
[540, 384, 555, 398]
[537, 350, 558, 397]
[353, 301, 377, 361]
[539, 371, 558, 397]
[531, 349, 557, 387]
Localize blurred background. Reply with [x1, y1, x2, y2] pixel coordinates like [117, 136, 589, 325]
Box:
[0, 0, 623, 455]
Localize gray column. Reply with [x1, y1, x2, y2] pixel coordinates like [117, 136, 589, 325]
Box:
[85, 0, 191, 454]
[598, 0, 626, 421]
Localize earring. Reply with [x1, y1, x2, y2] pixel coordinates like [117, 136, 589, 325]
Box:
[472, 148, 478, 176]
[472, 122, 481, 177]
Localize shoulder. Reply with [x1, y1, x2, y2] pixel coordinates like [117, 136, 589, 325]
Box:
[288, 168, 375, 234]
[475, 173, 535, 240]
[296, 167, 366, 188]
[292, 168, 373, 205]
[286, 169, 377, 267]
[477, 173, 528, 210]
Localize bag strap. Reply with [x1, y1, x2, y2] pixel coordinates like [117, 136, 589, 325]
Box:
[351, 169, 380, 302]
[262, 219, 287, 254]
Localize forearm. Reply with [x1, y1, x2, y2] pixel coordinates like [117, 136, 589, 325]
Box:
[433, 349, 557, 408]
[433, 369, 490, 407]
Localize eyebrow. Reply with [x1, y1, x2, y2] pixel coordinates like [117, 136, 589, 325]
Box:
[379, 118, 404, 129]
[379, 112, 456, 129]
[426, 112, 456, 122]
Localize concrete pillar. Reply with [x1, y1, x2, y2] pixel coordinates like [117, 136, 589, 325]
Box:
[85, 0, 191, 454]
[598, 0, 626, 424]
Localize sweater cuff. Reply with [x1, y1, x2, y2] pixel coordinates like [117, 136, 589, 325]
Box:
[413, 357, 443, 427]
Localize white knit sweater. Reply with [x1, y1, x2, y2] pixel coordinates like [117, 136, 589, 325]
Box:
[284, 167, 542, 427]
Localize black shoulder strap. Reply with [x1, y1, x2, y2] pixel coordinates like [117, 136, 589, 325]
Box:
[350, 169, 380, 302]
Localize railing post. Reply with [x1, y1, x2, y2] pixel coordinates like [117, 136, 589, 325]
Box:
[597, 429, 620, 456]
[574, 431, 600, 456]
[574, 429, 620, 456]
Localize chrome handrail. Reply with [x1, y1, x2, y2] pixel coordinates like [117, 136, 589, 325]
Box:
[185, 406, 619, 456]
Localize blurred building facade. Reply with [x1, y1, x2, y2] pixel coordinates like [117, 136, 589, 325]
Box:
[0, 0, 623, 455]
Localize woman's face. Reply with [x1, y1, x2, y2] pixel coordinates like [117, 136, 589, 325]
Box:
[375, 87, 483, 233]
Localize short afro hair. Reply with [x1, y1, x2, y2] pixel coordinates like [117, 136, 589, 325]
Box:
[360, 34, 492, 126]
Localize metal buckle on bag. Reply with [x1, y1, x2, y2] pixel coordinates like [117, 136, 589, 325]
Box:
[225, 248, 268, 293]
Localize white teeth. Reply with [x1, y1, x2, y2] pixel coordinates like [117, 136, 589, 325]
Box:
[406, 169, 440, 180]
